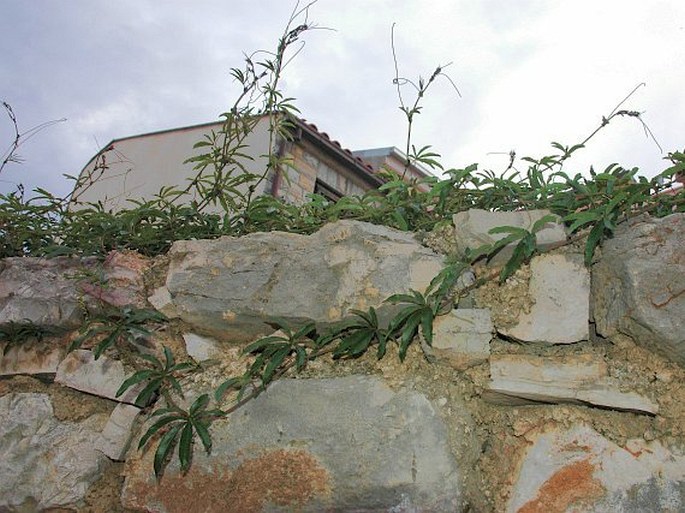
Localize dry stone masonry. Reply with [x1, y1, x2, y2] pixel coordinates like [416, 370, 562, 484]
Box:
[0, 215, 683, 512]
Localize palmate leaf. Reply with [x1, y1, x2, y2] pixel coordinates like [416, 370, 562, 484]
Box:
[141, 393, 223, 478]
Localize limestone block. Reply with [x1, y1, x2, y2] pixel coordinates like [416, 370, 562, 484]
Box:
[0, 256, 89, 328]
[485, 354, 658, 415]
[0, 341, 65, 376]
[500, 252, 590, 344]
[55, 349, 141, 405]
[507, 424, 685, 512]
[182, 332, 221, 362]
[592, 213, 685, 366]
[0, 251, 149, 329]
[0, 393, 107, 510]
[148, 286, 178, 318]
[123, 376, 471, 512]
[427, 308, 493, 370]
[157, 220, 444, 342]
[95, 403, 141, 461]
[453, 209, 566, 264]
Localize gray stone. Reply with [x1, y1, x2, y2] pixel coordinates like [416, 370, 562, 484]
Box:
[0, 340, 65, 376]
[453, 209, 566, 264]
[55, 349, 141, 405]
[0, 256, 89, 328]
[485, 354, 658, 415]
[427, 308, 493, 370]
[158, 220, 443, 342]
[0, 393, 107, 511]
[95, 403, 141, 461]
[500, 252, 590, 344]
[182, 332, 221, 362]
[592, 213, 685, 366]
[0, 251, 149, 331]
[507, 424, 685, 513]
[122, 376, 467, 512]
[147, 286, 178, 318]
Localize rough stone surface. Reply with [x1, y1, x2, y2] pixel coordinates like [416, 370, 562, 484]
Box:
[182, 332, 221, 362]
[507, 424, 685, 513]
[0, 340, 65, 375]
[427, 308, 493, 370]
[485, 354, 659, 415]
[78, 250, 150, 308]
[95, 403, 140, 461]
[500, 252, 590, 344]
[55, 349, 140, 405]
[0, 251, 148, 330]
[0, 393, 107, 511]
[453, 208, 566, 264]
[158, 220, 444, 342]
[123, 376, 465, 512]
[0, 256, 89, 327]
[592, 213, 685, 366]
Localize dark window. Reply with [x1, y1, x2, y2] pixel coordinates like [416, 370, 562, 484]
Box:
[314, 179, 343, 202]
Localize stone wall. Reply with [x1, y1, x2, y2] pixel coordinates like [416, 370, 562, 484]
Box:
[0, 214, 683, 512]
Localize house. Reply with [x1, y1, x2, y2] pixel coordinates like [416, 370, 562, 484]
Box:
[70, 114, 432, 211]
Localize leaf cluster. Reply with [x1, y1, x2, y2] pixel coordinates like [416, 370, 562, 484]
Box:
[69, 306, 167, 360]
[116, 345, 196, 407]
[0, 320, 66, 354]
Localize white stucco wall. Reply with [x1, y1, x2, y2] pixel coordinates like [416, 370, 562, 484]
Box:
[71, 116, 274, 212]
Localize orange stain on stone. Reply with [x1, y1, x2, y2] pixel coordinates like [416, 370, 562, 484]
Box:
[517, 457, 605, 513]
[127, 448, 331, 513]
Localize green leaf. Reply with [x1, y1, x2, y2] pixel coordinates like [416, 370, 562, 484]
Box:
[564, 211, 599, 234]
[263, 347, 291, 383]
[242, 335, 287, 355]
[398, 311, 423, 361]
[334, 330, 373, 358]
[530, 214, 557, 233]
[115, 369, 155, 398]
[192, 419, 213, 454]
[500, 240, 527, 283]
[295, 346, 307, 371]
[154, 424, 182, 477]
[163, 346, 176, 368]
[178, 422, 194, 471]
[137, 352, 164, 369]
[214, 377, 243, 401]
[138, 414, 183, 451]
[93, 329, 120, 360]
[584, 222, 605, 266]
[420, 309, 434, 346]
[291, 322, 316, 342]
[134, 377, 163, 407]
[189, 394, 210, 416]
[487, 225, 528, 237]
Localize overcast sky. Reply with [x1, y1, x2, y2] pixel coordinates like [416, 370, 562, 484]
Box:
[1, 0, 683, 198]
